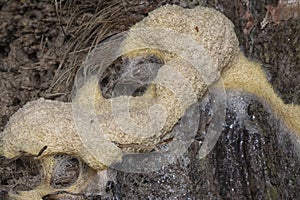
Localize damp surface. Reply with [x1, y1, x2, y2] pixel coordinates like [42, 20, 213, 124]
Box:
[0, 0, 299, 199]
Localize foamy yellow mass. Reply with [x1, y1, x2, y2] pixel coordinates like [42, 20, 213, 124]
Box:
[123, 4, 300, 137]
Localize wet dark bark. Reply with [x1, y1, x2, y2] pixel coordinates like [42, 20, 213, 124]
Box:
[112, 91, 299, 200]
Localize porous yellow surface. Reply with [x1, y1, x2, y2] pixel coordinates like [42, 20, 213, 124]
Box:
[0, 98, 107, 171]
[0, 5, 299, 182]
[123, 4, 239, 74]
[223, 53, 300, 135]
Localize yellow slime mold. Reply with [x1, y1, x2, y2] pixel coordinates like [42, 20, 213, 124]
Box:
[0, 4, 299, 200]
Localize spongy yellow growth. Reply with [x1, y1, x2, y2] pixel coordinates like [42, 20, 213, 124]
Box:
[122, 4, 300, 138]
[223, 53, 300, 135]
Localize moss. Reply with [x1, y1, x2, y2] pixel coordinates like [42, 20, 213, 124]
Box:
[266, 182, 279, 199]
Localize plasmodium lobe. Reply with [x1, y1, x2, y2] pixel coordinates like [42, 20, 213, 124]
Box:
[223, 53, 300, 139]
[122, 4, 300, 144]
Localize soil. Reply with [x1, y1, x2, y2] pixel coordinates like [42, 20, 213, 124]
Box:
[0, 0, 299, 199]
